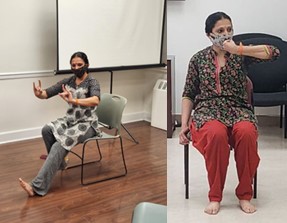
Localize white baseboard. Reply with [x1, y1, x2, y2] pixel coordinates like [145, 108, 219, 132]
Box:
[122, 111, 151, 123]
[0, 112, 151, 145]
[0, 127, 42, 145]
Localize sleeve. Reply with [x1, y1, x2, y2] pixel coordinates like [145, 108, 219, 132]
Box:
[88, 78, 101, 99]
[244, 45, 280, 66]
[45, 77, 71, 98]
[182, 56, 200, 103]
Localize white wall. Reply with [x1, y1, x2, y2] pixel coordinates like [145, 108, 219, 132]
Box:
[0, 1, 166, 144]
[167, 0, 287, 116]
[0, 68, 166, 144]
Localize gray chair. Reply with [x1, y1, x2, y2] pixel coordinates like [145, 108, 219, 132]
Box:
[131, 202, 167, 223]
[69, 93, 128, 185]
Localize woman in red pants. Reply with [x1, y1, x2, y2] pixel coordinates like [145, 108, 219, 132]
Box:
[179, 12, 280, 215]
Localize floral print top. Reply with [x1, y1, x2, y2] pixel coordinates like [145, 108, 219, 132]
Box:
[182, 46, 280, 129]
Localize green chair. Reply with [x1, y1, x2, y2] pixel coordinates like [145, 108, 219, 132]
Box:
[131, 202, 167, 223]
[69, 93, 128, 185]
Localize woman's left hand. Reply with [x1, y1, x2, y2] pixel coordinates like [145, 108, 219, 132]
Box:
[223, 39, 238, 55]
[58, 84, 74, 104]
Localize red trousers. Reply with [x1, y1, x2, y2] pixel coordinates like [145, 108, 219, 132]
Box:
[191, 120, 260, 202]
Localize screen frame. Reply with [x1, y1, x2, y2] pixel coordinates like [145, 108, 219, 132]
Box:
[56, 0, 166, 75]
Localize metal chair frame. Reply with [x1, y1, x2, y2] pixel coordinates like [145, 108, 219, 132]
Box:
[183, 143, 257, 199]
[67, 93, 128, 185]
[183, 77, 258, 199]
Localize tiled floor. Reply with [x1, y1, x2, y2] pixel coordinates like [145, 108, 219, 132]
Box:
[167, 118, 287, 223]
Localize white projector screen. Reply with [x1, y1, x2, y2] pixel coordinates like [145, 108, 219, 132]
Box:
[57, 0, 166, 73]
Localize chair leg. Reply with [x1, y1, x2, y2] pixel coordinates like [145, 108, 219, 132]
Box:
[253, 171, 257, 199]
[120, 137, 128, 172]
[81, 137, 127, 185]
[284, 105, 287, 138]
[67, 140, 102, 170]
[121, 123, 139, 144]
[280, 105, 283, 128]
[183, 144, 258, 200]
[184, 144, 189, 199]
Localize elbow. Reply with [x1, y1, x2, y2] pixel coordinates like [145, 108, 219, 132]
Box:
[275, 48, 281, 59]
[268, 45, 280, 61]
[92, 96, 100, 107]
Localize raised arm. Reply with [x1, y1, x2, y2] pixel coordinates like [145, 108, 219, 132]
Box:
[223, 39, 280, 60]
[33, 80, 48, 99]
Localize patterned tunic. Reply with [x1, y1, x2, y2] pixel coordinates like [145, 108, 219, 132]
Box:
[45, 75, 101, 150]
[182, 46, 280, 129]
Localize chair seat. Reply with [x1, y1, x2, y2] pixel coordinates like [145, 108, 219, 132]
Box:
[85, 131, 120, 142]
[132, 202, 167, 223]
[253, 92, 287, 106]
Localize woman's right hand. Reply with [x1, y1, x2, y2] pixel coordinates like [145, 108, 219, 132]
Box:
[33, 80, 44, 98]
[179, 126, 191, 145]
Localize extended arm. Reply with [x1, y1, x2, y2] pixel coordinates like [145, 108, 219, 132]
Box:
[59, 85, 100, 107]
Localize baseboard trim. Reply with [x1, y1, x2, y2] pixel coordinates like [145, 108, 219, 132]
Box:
[122, 112, 151, 123]
[0, 112, 151, 145]
[0, 127, 42, 145]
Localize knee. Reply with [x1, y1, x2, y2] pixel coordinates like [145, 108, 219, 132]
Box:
[233, 121, 258, 140]
[41, 125, 52, 137]
[204, 121, 228, 142]
[192, 121, 229, 156]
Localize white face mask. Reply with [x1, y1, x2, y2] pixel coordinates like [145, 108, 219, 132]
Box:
[209, 33, 233, 49]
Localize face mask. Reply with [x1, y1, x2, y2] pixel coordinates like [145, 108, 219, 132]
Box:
[72, 65, 88, 78]
[210, 33, 233, 49]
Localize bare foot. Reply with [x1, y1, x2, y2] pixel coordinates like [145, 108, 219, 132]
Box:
[239, 200, 256, 214]
[204, 201, 220, 215]
[19, 178, 35, 197]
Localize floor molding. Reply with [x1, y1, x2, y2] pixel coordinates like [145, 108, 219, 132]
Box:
[0, 112, 150, 144]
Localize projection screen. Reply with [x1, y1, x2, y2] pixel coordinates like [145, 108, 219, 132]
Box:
[57, 0, 166, 73]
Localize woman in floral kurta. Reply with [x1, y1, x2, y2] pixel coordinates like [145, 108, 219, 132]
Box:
[179, 12, 280, 215]
[19, 52, 101, 196]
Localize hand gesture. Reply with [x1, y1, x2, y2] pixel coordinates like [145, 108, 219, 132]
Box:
[223, 39, 238, 54]
[33, 80, 43, 98]
[58, 84, 73, 104]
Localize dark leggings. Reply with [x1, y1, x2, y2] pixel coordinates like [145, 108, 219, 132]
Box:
[31, 124, 96, 196]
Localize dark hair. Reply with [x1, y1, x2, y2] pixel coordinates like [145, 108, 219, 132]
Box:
[205, 12, 232, 35]
[70, 51, 89, 65]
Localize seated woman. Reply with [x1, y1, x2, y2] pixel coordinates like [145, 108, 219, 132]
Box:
[179, 12, 280, 215]
[19, 51, 101, 196]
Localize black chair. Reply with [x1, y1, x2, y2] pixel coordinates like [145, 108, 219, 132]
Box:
[184, 145, 257, 199]
[233, 33, 281, 42]
[233, 33, 287, 138]
[184, 78, 257, 199]
[184, 144, 257, 199]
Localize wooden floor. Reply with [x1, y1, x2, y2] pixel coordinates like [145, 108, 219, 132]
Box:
[0, 121, 166, 223]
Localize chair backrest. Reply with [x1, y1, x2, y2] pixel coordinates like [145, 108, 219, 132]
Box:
[234, 34, 287, 93]
[233, 33, 282, 43]
[96, 93, 127, 132]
